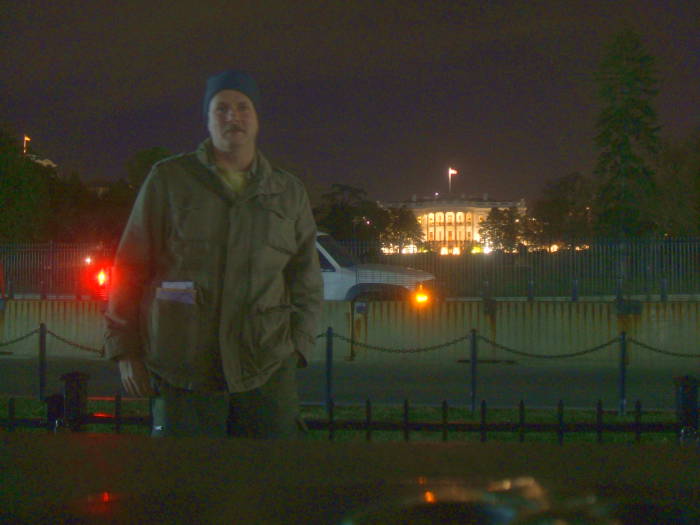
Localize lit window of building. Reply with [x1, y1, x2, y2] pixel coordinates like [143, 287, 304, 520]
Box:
[383, 194, 526, 251]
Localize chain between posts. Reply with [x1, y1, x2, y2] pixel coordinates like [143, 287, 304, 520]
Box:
[477, 335, 619, 359]
[627, 337, 700, 358]
[333, 332, 472, 354]
[0, 329, 39, 348]
[46, 330, 104, 356]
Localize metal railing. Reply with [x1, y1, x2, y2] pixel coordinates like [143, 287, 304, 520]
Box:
[339, 238, 700, 298]
[1, 325, 697, 442]
[0, 242, 113, 297]
[3, 239, 700, 298]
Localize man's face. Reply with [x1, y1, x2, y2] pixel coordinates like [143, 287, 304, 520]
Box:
[207, 89, 259, 152]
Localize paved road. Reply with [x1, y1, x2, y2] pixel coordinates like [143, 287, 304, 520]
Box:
[0, 356, 690, 410]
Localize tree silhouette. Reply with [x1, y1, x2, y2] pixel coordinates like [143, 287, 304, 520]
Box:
[593, 29, 661, 238]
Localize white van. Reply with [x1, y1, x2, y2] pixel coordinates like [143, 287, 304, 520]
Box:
[316, 232, 436, 303]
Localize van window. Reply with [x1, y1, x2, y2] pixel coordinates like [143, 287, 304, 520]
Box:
[317, 235, 357, 268]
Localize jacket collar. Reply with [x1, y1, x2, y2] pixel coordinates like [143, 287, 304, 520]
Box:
[195, 139, 286, 198]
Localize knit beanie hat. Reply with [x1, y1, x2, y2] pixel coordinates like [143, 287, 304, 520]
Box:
[203, 70, 260, 117]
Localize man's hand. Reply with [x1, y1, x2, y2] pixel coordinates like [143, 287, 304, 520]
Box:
[294, 350, 307, 368]
[117, 355, 155, 398]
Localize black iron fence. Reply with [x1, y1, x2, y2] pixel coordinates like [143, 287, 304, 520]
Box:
[339, 238, 700, 298]
[3, 239, 700, 298]
[0, 242, 113, 298]
[1, 324, 698, 443]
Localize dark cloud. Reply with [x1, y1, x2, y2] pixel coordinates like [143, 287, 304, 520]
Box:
[2, 0, 698, 202]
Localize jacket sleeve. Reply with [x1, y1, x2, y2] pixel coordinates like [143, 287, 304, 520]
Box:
[285, 185, 323, 364]
[104, 170, 167, 361]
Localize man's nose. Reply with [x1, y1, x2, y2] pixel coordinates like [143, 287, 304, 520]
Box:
[223, 108, 241, 121]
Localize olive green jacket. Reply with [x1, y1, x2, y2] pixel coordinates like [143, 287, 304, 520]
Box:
[104, 140, 323, 392]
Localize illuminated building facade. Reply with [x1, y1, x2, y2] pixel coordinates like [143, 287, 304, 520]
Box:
[385, 194, 526, 254]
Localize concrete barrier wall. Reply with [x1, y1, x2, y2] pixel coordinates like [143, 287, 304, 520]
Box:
[315, 300, 700, 366]
[0, 300, 105, 359]
[2, 300, 699, 365]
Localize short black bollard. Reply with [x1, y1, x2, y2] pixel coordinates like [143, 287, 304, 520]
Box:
[674, 376, 698, 442]
[61, 371, 90, 431]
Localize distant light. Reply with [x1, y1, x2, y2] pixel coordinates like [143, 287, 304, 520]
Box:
[550, 244, 559, 253]
[483, 245, 493, 254]
[84, 257, 93, 265]
[97, 269, 108, 286]
[471, 246, 482, 254]
[424, 491, 436, 503]
[452, 247, 460, 255]
[440, 247, 449, 255]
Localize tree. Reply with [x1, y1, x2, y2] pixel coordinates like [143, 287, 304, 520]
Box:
[380, 206, 424, 251]
[529, 173, 595, 245]
[45, 170, 102, 242]
[126, 147, 172, 190]
[478, 207, 524, 251]
[0, 130, 52, 242]
[652, 129, 700, 236]
[593, 29, 661, 238]
[93, 179, 136, 245]
[317, 184, 380, 240]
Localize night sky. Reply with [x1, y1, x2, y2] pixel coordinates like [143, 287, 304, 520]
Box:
[2, 1, 699, 205]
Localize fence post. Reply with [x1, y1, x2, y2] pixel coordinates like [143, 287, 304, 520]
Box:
[674, 376, 698, 443]
[482, 280, 491, 301]
[325, 326, 334, 418]
[470, 329, 478, 414]
[660, 278, 668, 302]
[38, 323, 47, 401]
[572, 279, 579, 302]
[527, 280, 534, 302]
[616, 278, 623, 303]
[618, 332, 627, 416]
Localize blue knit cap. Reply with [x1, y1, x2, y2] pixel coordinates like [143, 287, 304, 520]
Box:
[203, 70, 260, 118]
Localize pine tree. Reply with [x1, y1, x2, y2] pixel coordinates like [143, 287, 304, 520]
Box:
[593, 29, 661, 237]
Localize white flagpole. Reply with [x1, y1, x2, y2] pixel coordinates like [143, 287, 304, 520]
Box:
[448, 167, 458, 194]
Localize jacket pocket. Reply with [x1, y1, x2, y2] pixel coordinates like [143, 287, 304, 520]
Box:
[258, 202, 297, 255]
[148, 287, 199, 364]
[245, 304, 293, 371]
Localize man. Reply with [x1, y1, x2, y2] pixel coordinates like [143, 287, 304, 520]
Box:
[104, 70, 323, 438]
